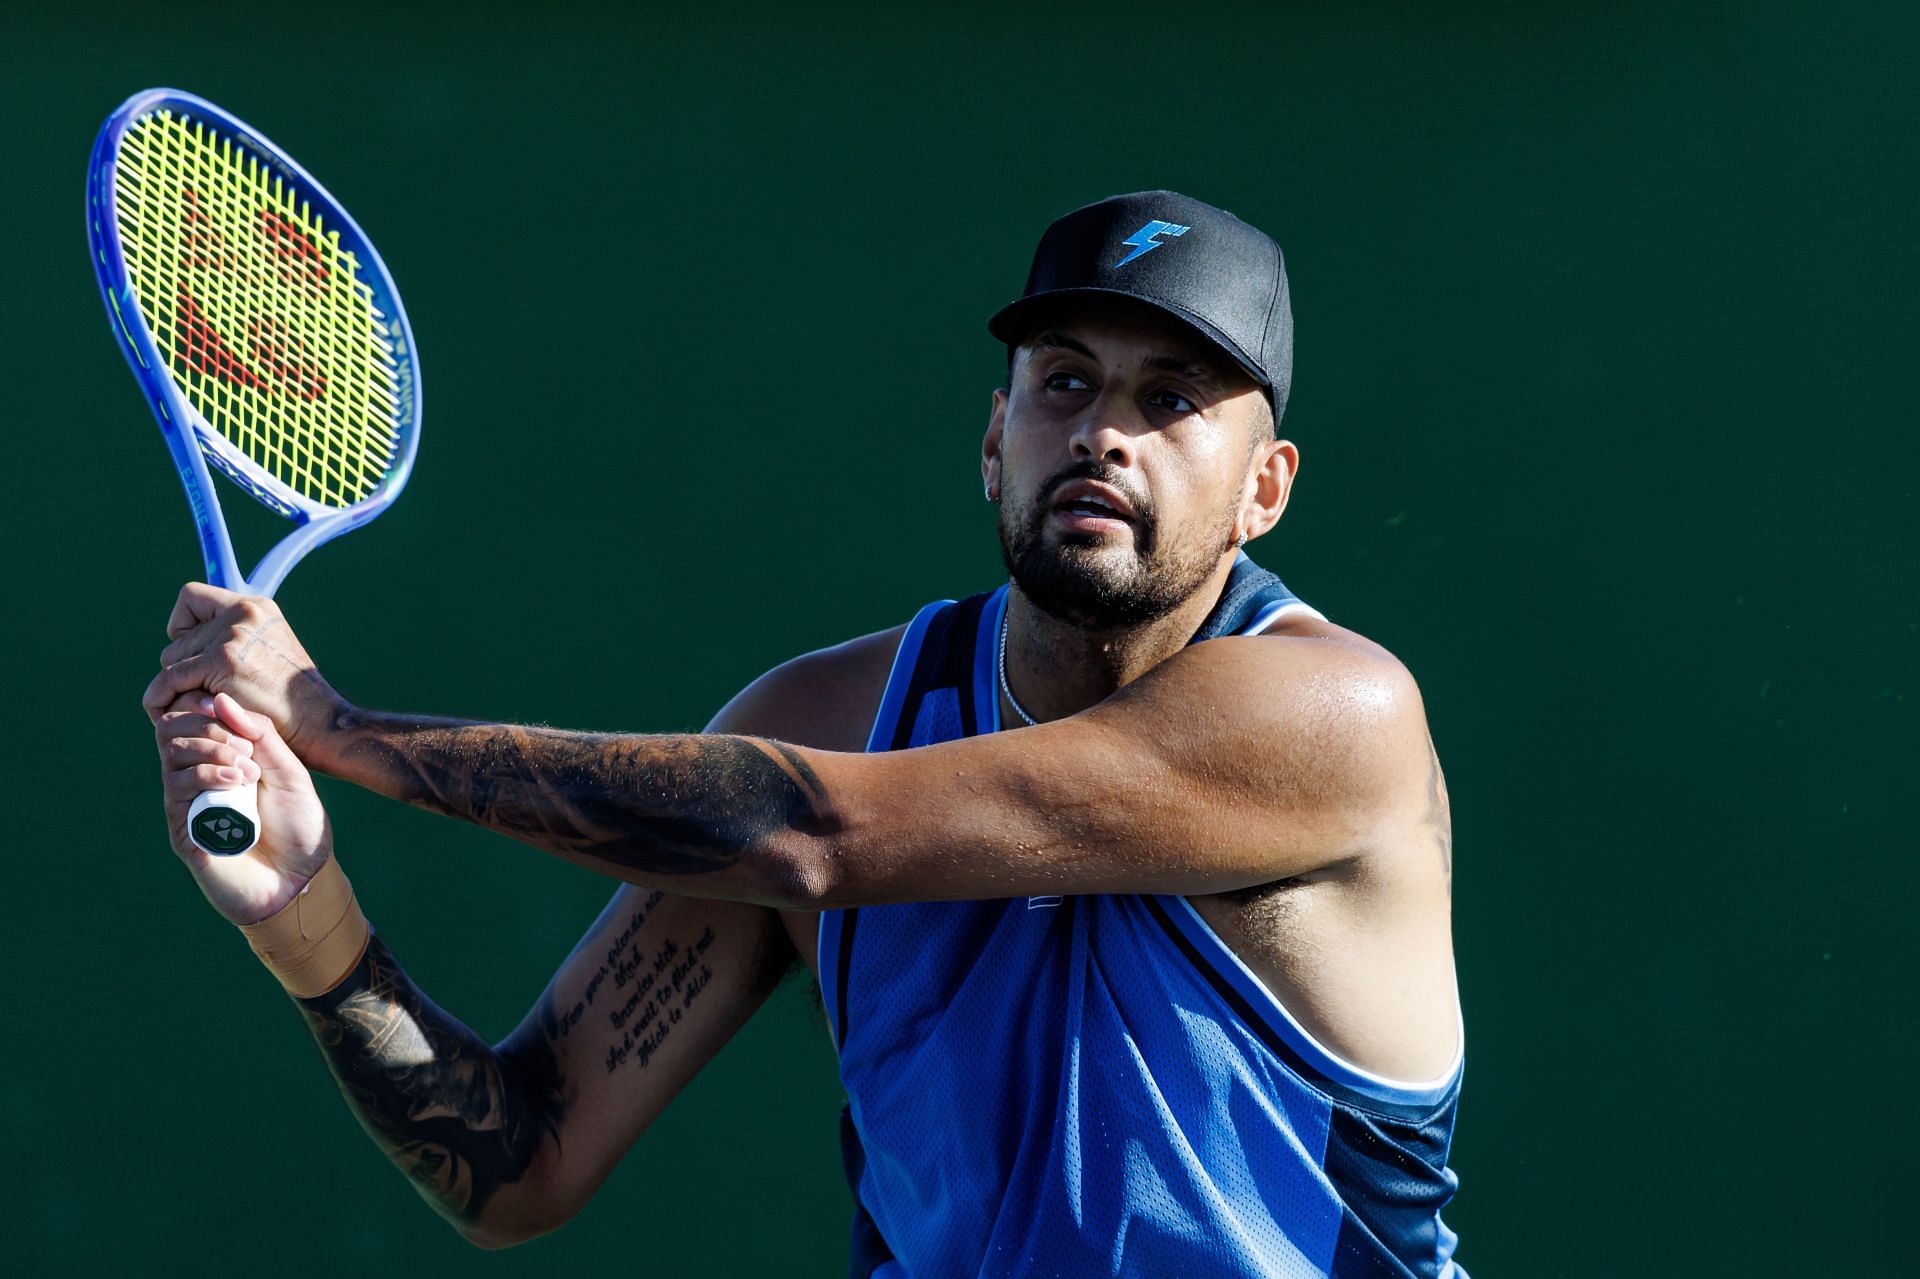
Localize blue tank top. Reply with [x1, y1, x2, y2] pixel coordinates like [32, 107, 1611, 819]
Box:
[819, 556, 1467, 1278]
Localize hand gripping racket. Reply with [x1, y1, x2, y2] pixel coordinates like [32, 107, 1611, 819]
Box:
[88, 89, 422, 856]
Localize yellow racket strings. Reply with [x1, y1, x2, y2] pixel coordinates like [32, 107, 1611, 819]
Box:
[114, 109, 401, 508]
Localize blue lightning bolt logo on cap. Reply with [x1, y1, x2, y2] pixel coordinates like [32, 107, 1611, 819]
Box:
[1115, 219, 1191, 267]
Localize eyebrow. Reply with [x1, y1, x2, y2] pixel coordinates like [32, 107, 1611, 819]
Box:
[1027, 331, 1227, 394]
[1145, 355, 1225, 393]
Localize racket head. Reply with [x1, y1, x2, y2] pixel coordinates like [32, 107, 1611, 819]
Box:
[87, 88, 422, 594]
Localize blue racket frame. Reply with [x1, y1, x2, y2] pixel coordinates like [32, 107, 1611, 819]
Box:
[86, 87, 422, 596]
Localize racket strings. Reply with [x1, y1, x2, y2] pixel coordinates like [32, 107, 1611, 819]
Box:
[114, 110, 402, 509]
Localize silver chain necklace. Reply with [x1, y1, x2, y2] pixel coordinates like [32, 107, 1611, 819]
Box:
[998, 611, 1042, 727]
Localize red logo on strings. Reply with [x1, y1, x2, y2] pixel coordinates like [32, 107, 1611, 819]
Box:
[171, 184, 327, 402]
[176, 287, 264, 390]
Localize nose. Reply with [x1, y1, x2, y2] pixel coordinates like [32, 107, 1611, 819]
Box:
[1068, 396, 1138, 467]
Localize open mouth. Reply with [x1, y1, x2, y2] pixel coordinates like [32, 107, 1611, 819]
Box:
[1050, 499, 1136, 538]
[1060, 495, 1126, 520]
[1048, 478, 1138, 531]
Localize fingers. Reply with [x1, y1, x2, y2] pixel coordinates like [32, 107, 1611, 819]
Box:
[157, 703, 259, 777]
[159, 711, 262, 794]
[159, 592, 282, 666]
[156, 707, 255, 757]
[165, 582, 244, 642]
[213, 691, 274, 742]
[163, 689, 210, 716]
[162, 759, 259, 802]
[160, 734, 261, 789]
[143, 652, 219, 723]
[211, 693, 304, 783]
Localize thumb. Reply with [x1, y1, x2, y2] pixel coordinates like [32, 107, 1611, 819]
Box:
[212, 692, 304, 780]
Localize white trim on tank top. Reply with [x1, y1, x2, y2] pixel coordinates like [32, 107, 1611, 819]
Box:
[1164, 895, 1466, 1103]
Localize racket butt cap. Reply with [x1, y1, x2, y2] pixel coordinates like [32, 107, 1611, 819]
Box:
[188, 784, 259, 856]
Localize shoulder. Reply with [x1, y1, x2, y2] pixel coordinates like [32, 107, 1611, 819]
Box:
[1259, 613, 1429, 757]
[1154, 611, 1423, 722]
[705, 623, 910, 751]
[1120, 612, 1432, 807]
[1262, 611, 1426, 712]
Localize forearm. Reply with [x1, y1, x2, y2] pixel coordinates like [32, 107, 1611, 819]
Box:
[294, 929, 569, 1246]
[314, 709, 837, 902]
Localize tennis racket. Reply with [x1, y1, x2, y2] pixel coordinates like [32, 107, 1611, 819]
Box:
[88, 88, 422, 857]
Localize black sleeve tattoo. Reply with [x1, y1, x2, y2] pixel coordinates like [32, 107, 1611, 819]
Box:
[332, 713, 836, 886]
[295, 932, 568, 1227]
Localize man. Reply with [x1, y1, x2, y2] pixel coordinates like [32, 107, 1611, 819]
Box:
[149, 191, 1467, 1278]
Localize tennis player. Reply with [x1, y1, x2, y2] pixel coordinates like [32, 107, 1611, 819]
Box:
[149, 191, 1466, 1278]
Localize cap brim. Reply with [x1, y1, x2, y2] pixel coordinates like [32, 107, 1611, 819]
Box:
[986, 287, 1272, 390]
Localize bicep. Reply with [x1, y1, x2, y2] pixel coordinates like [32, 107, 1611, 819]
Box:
[813, 635, 1428, 905]
[495, 883, 794, 1225]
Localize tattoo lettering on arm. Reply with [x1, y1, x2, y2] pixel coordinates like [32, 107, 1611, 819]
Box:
[548, 890, 723, 1074]
[1424, 736, 1453, 895]
[333, 715, 834, 883]
[296, 934, 569, 1225]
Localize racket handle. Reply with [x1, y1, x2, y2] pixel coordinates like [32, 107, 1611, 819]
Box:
[188, 784, 260, 856]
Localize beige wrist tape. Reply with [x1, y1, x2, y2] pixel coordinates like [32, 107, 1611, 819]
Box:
[237, 857, 371, 999]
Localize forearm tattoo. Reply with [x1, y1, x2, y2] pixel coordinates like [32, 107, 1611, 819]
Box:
[296, 934, 568, 1225]
[335, 714, 834, 881]
[554, 890, 723, 1075]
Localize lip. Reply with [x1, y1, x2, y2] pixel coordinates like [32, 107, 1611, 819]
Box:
[1051, 508, 1132, 535]
[1049, 479, 1137, 523]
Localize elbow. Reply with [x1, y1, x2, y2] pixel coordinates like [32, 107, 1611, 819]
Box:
[450, 1191, 580, 1251]
[457, 1222, 525, 1252]
[755, 834, 843, 909]
[456, 1208, 573, 1251]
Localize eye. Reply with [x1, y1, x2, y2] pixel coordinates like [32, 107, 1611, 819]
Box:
[1147, 388, 1197, 415]
[1043, 370, 1093, 393]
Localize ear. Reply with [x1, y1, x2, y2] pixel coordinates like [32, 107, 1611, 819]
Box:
[1236, 439, 1299, 545]
[982, 388, 1008, 500]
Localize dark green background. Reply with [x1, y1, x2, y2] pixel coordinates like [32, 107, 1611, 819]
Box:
[3, 2, 1912, 1273]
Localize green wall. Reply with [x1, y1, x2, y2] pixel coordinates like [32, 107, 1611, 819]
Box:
[3, 3, 1911, 1273]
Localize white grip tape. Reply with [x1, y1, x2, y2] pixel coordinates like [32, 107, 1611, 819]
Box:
[188, 783, 260, 856]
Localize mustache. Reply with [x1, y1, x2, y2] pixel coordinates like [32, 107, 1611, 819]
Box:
[1035, 461, 1151, 523]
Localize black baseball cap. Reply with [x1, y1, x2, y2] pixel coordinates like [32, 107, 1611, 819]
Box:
[988, 190, 1294, 420]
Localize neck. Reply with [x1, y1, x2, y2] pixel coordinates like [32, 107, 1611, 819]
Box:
[1001, 556, 1238, 724]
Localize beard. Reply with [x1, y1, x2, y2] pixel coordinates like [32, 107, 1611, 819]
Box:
[998, 461, 1239, 630]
